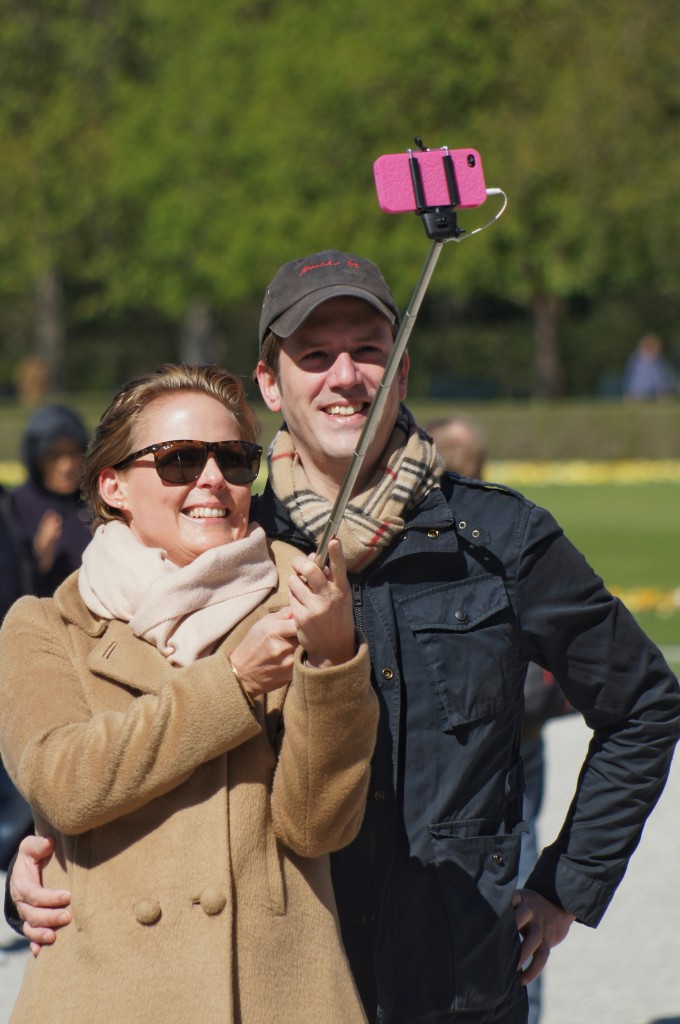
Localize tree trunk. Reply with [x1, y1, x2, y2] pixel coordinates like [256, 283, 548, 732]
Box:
[179, 298, 216, 365]
[33, 267, 65, 392]
[532, 293, 563, 399]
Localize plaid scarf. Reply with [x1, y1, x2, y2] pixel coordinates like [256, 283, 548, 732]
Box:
[268, 404, 443, 572]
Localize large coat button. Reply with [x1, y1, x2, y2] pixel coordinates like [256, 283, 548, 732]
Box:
[200, 887, 227, 915]
[134, 898, 162, 925]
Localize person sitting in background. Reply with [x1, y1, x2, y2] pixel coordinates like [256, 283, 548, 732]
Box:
[10, 404, 91, 597]
[427, 415, 573, 1024]
[623, 332, 677, 401]
[0, 363, 377, 1023]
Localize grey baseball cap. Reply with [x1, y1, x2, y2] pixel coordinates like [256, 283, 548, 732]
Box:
[259, 250, 399, 351]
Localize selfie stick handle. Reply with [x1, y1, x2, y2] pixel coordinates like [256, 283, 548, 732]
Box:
[314, 239, 444, 567]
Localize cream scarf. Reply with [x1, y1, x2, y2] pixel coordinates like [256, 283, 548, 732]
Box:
[78, 521, 278, 666]
[268, 403, 443, 572]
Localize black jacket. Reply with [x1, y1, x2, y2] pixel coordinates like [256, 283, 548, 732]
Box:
[254, 473, 680, 1023]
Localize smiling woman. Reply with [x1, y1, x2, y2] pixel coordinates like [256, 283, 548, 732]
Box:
[0, 364, 377, 1023]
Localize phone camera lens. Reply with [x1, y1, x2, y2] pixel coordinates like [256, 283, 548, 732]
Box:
[467, 154, 476, 167]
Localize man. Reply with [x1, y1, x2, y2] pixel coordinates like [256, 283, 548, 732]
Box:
[7, 251, 680, 1024]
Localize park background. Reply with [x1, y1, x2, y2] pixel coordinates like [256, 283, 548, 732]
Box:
[1, 5, 680, 1021]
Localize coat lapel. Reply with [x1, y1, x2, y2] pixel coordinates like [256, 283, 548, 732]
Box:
[87, 619, 172, 695]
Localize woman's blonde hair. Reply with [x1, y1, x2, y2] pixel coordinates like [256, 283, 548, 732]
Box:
[82, 364, 258, 529]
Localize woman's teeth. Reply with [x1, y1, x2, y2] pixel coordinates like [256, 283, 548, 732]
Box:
[185, 507, 227, 519]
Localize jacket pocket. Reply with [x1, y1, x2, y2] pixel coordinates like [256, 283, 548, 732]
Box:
[397, 575, 513, 730]
[429, 819, 522, 1010]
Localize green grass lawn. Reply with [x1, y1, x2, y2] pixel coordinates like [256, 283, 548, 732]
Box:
[513, 481, 680, 669]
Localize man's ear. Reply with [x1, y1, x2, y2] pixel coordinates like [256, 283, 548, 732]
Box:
[255, 361, 282, 413]
[99, 468, 128, 510]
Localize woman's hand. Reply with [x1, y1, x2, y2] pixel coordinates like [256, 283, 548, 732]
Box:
[228, 607, 298, 699]
[9, 835, 71, 956]
[287, 538, 356, 669]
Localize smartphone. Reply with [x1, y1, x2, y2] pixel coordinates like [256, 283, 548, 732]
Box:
[373, 148, 487, 213]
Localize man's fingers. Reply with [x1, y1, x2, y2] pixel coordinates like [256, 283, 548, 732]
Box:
[520, 943, 550, 985]
[24, 923, 58, 946]
[18, 902, 72, 929]
[13, 885, 71, 909]
[17, 833, 55, 861]
[512, 895, 532, 931]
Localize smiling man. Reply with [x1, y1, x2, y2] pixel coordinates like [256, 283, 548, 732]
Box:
[251, 251, 680, 1024]
[8, 251, 680, 1024]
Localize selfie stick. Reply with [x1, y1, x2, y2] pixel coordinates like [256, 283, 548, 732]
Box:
[314, 146, 506, 568]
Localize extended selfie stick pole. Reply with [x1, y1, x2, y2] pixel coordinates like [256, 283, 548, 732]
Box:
[314, 238, 446, 567]
[314, 143, 506, 568]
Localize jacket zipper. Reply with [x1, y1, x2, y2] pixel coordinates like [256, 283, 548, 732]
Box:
[350, 575, 365, 634]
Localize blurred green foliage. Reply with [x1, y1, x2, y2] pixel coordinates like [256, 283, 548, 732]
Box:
[0, 1, 678, 396]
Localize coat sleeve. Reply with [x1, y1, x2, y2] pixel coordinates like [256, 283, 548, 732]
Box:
[270, 638, 378, 858]
[0, 596, 260, 835]
[513, 502, 680, 926]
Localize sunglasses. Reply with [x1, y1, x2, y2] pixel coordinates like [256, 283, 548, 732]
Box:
[113, 439, 262, 485]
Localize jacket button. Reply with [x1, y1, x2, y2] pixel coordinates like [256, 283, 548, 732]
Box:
[454, 610, 469, 623]
[200, 887, 227, 915]
[471, 529, 480, 538]
[374, 790, 385, 801]
[458, 521, 467, 530]
[134, 898, 162, 925]
[427, 529, 440, 539]
[492, 851, 504, 867]
[381, 667, 394, 680]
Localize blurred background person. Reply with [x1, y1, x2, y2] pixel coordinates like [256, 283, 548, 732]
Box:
[0, 488, 33, 878]
[9, 404, 90, 598]
[427, 415, 572, 1024]
[623, 332, 677, 401]
[425, 415, 488, 480]
[0, 406, 90, 880]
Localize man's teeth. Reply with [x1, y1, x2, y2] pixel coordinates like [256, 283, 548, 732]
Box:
[185, 507, 227, 519]
[327, 404, 363, 416]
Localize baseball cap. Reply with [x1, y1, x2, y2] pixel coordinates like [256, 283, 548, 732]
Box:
[259, 250, 399, 350]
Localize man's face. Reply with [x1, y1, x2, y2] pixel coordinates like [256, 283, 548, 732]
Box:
[257, 296, 409, 499]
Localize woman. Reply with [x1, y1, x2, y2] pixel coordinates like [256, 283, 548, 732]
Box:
[0, 364, 377, 1023]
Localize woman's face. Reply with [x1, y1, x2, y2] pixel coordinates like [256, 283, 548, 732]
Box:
[99, 392, 252, 567]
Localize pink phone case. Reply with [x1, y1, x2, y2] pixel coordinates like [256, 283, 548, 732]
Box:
[373, 148, 487, 212]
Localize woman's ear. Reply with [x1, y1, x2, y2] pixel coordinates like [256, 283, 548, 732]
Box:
[255, 361, 282, 413]
[99, 468, 128, 512]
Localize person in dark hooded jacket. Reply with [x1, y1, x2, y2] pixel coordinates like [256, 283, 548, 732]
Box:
[0, 407, 91, 868]
[9, 404, 91, 598]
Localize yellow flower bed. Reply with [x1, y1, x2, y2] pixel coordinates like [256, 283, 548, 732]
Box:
[610, 587, 680, 617]
[486, 459, 680, 487]
[0, 461, 26, 488]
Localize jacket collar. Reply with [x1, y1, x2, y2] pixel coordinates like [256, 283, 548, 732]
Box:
[254, 481, 462, 573]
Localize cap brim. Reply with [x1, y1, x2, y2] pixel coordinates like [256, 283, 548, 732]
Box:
[269, 285, 397, 339]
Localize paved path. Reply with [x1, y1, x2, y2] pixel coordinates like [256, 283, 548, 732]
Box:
[1, 714, 678, 1023]
[538, 713, 680, 1024]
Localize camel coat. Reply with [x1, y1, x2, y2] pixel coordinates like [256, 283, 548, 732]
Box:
[0, 540, 377, 1023]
